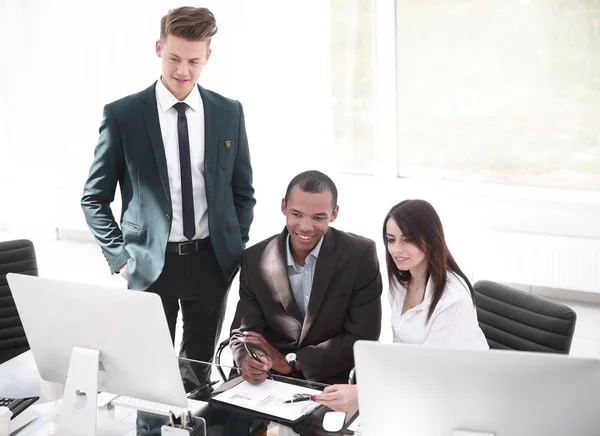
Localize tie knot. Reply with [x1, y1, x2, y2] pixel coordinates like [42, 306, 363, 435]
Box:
[174, 102, 188, 115]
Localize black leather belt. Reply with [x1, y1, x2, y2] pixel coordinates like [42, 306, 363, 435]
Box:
[166, 238, 210, 255]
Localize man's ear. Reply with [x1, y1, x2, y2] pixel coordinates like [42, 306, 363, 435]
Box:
[281, 199, 287, 216]
[330, 205, 339, 222]
[155, 40, 162, 57]
[205, 48, 212, 63]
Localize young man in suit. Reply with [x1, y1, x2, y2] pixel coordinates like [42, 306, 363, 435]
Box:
[230, 171, 382, 385]
[81, 7, 255, 388]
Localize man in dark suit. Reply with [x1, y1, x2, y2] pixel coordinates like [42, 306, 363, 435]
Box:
[81, 7, 255, 387]
[230, 171, 382, 385]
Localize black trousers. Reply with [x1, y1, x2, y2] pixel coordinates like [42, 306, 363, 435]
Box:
[148, 239, 232, 391]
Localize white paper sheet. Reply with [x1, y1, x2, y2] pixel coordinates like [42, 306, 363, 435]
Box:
[212, 379, 322, 422]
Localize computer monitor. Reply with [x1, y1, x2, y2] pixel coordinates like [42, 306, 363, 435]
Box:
[7, 273, 188, 434]
[354, 341, 600, 436]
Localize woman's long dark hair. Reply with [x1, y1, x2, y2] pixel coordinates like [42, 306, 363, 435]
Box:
[383, 199, 474, 322]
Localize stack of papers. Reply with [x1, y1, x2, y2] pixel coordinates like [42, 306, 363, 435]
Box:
[212, 379, 322, 422]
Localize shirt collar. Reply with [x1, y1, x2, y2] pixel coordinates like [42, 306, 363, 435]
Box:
[155, 77, 202, 113]
[286, 234, 324, 268]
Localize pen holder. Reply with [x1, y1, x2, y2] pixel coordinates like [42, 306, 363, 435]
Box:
[186, 416, 206, 436]
[161, 416, 206, 436]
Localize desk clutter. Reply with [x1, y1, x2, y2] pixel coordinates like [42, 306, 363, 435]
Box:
[160, 411, 206, 436]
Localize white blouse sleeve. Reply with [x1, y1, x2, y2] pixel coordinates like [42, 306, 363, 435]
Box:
[422, 298, 480, 349]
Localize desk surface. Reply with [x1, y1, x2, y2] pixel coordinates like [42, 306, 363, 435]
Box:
[1, 352, 359, 436]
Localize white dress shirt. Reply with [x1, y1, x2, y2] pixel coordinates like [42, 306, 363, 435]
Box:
[285, 235, 324, 317]
[155, 78, 209, 242]
[390, 271, 489, 350]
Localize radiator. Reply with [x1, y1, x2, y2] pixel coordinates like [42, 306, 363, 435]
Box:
[470, 231, 600, 294]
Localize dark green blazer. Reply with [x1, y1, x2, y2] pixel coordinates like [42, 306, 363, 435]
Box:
[81, 82, 255, 290]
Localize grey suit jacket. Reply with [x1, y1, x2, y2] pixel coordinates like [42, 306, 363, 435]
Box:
[81, 82, 255, 290]
[230, 227, 382, 384]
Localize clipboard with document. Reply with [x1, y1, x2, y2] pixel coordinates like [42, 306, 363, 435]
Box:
[210, 378, 323, 423]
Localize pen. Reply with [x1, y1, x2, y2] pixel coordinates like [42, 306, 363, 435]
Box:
[187, 379, 219, 397]
[284, 395, 316, 404]
[244, 341, 273, 378]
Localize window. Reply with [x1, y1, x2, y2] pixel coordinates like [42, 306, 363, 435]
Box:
[330, 0, 377, 175]
[395, 0, 600, 190]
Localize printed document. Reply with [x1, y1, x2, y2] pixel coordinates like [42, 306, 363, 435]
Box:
[212, 379, 322, 421]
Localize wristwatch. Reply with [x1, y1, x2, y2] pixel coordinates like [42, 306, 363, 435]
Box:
[285, 352, 297, 375]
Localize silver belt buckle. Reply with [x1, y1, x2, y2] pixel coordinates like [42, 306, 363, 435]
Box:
[178, 241, 196, 255]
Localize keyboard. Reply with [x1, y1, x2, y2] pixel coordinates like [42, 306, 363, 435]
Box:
[110, 396, 208, 417]
[0, 396, 39, 420]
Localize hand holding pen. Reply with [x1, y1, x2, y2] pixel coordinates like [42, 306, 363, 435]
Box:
[245, 342, 273, 378]
[241, 341, 273, 384]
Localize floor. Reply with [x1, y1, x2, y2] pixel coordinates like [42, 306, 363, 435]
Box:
[2, 231, 599, 360]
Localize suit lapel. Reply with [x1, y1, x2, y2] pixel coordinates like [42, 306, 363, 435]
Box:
[142, 82, 171, 201]
[299, 229, 337, 345]
[261, 232, 304, 326]
[199, 85, 217, 203]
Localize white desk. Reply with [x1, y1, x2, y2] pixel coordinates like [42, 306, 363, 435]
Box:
[0, 351, 43, 399]
[0, 351, 59, 434]
[0, 352, 137, 435]
[1, 353, 352, 435]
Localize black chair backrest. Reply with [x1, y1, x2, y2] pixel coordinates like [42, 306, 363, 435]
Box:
[0, 239, 38, 364]
[474, 280, 576, 354]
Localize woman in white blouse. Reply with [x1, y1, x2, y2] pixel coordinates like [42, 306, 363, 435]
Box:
[316, 199, 488, 412]
[384, 199, 487, 348]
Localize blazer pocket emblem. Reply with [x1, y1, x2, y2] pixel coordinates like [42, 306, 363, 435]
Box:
[224, 140, 231, 148]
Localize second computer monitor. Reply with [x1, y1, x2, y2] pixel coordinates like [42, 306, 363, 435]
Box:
[354, 341, 600, 436]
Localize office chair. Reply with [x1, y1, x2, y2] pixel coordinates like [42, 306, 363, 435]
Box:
[473, 280, 576, 354]
[0, 239, 38, 364]
[215, 337, 232, 381]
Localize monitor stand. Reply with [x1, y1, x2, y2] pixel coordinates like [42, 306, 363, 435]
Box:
[57, 346, 100, 436]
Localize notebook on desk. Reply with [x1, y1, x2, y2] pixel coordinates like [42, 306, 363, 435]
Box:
[211, 378, 322, 424]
